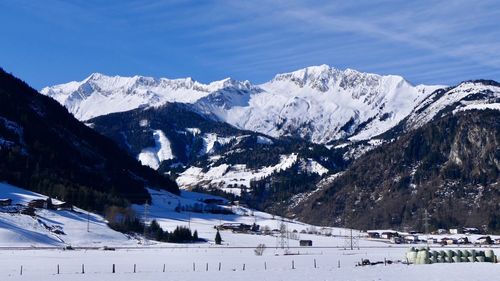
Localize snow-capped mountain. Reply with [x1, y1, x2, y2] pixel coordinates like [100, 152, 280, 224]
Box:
[41, 73, 254, 121]
[404, 80, 500, 130]
[197, 65, 442, 143]
[41, 65, 442, 143]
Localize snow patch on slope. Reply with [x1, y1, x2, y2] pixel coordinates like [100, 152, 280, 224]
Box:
[176, 154, 299, 195]
[256, 136, 273, 145]
[200, 133, 235, 155]
[299, 159, 329, 175]
[137, 130, 174, 169]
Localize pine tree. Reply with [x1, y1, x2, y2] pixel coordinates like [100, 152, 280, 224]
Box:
[215, 230, 222, 245]
[193, 230, 199, 241]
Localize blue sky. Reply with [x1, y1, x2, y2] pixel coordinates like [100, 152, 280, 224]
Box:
[1, 0, 499, 89]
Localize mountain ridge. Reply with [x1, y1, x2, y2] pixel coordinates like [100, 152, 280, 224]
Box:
[42, 65, 444, 143]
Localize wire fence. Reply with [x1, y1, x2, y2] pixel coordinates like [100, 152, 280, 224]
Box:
[8, 258, 350, 277]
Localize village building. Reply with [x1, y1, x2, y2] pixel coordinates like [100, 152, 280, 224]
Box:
[299, 240, 313, 246]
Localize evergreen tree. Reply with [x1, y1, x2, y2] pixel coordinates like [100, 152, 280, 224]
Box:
[193, 230, 199, 241]
[215, 230, 222, 245]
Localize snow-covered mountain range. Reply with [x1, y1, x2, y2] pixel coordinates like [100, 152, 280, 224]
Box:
[42, 65, 445, 143]
[40, 66, 500, 217]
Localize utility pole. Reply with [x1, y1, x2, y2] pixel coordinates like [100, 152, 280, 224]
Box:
[424, 209, 430, 245]
[343, 217, 359, 250]
[350, 228, 353, 250]
[143, 201, 149, 246]
[276, 218, 289, 250]
[188, 213, 191, 230]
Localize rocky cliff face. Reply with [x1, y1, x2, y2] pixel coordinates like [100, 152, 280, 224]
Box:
[292, 109, 499, 232]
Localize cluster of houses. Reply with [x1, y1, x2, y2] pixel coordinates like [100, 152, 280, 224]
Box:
[0, 197, 73, 216]
[366, 228, 500, 245]
[216, 223, 259, 233]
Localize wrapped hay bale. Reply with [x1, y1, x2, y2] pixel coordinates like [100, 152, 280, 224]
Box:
[476, 256, 485, 262]
[485, 250, 494, 262]
[416, 249, 430, 264]
[407, 249, 418, 264]
[431, 255, 437, 264]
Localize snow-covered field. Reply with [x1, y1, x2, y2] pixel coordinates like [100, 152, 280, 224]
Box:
[1, 182, 499, 280]
[1, 246, 499, 281]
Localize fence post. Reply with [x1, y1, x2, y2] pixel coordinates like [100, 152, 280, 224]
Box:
[134, 264, 136, 273]
[384, 258, 387, 266]
[243, 263, 245, 271]
[82, 264, 85, 274]
[57, 264, 60, 274]
[264, 261, 267, 270]
[314, 259, 317, 268]
[338, 260, 340, 268]
[20, 265, 23, 276]
[163, 264, 165, 272]
[206, 263, 208, 271]
[193, 262, 195, 272]
[292, 260, 295, 269]
[112, 264, 115, 273]
[218, 262, 221, 271]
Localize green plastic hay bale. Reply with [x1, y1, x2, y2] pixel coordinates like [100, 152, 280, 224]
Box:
[471, 250, 476, 261]
[452, 256, 461, 263]
[431, 255, 437, 264]
[476, 256, 485, 262]
[467, 257, 475, 262]
[463, 250, 470, 257]
[461, 257, 469, 262]
[446, 250, 454, 258]
[456, 250, 463, 257]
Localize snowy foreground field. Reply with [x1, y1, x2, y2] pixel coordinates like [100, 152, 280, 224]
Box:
[1, 246, 499, 281]
[1, 182, 499, 280]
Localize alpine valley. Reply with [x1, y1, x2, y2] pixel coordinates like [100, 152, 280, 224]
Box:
[30, 65, 500, 232]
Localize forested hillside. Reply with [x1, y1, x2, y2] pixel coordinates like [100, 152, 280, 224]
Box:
[0, 68, 179, 212]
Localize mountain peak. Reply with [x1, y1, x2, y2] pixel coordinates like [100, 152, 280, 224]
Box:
[86, 72, 106, 81]
[269, 65, 410, 93]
